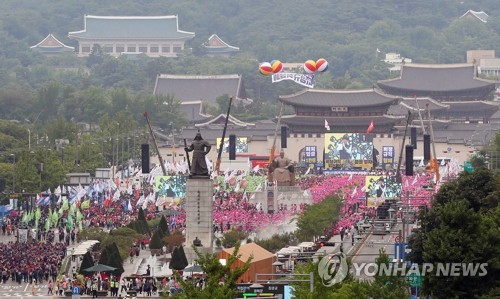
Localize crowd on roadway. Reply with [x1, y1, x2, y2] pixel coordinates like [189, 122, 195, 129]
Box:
[0, 241, 65, 284]
[0, 164, 445, 295]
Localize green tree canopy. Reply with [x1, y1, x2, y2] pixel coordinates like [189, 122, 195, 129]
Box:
[295, 194, 342, 241]
[409, 168, 500, 298]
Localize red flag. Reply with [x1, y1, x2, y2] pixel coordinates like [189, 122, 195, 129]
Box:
[366, 120, 374, 133]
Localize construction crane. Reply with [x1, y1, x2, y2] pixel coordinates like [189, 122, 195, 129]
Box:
[143, 112, 167, 176]
[414, 98, 440, 183]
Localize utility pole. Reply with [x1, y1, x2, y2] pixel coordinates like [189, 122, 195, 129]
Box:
[10, 154, 15, 193]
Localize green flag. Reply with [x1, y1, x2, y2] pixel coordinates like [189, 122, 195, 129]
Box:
[35, 207, 41, 221]
[62, 199, 69, 211]
[76, 209, 83, 222]
[69, 203, 76, 216]
[21, 212, 27, 224]
[78, 220, 83, 231]
[45, 218, 51, 232]
[52, 210, 59, 227]
[67, 214, 73, 230]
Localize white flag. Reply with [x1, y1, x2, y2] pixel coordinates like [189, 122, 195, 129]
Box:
[324, 119, 330, 131]
[304, 167, 311, 175]
[252, 165, 260, 173]
[351, 186, 357, 197]
[348, 174, 353, 181]
[412, 176, 418, 185]
[136, 195, 145, 207]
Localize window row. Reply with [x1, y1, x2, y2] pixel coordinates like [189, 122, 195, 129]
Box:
[81, 44, 183, 53]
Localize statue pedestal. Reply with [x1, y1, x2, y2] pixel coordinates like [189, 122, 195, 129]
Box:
[185, 176, 213, 263]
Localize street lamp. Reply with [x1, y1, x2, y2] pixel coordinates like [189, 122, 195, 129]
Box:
[10, 154, 15, 193]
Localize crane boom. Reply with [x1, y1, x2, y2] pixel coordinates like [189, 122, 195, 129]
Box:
[269, 102, 285, 165]
[143, 112, 167, 176]
[426, 105, 440, 183]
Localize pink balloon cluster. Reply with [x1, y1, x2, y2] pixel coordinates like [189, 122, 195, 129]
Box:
[304, 58, 329, 74]
[259, 60, 283, 76]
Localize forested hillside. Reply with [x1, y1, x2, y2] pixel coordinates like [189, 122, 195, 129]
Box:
[1, 0, 500, 190]
[1, 0, 500, 124]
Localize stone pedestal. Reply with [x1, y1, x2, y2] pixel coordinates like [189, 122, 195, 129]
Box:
[185, 177, 213, 262]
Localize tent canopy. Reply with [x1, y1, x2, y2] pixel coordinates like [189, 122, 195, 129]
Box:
[72, 240, 100, 256]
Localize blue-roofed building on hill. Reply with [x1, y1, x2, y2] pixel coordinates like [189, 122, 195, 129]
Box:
[30, 34, 75, 55]
[202, 34, 240, 57]
[68, 15, 195, 58]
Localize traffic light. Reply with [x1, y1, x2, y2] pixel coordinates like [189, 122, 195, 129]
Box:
[423, 134, 431, 161]
[141, 144, 150, 173]
[405, 145, 414, 176]
[281, 126, 287, 148]
[229, 134, 236, 160]
[410, 127, 417, 149]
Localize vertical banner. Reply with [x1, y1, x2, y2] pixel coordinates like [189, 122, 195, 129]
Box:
[304, 146, 317, 167]
[19, 228, 28, 243]
[381, 146, 395, 170]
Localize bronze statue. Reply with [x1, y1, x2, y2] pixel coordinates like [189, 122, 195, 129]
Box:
[185, 132, 211, 177]
[268, 149, 295, 186]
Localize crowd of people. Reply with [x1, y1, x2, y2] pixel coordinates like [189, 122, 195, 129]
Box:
[0, 241, 65, 285]
[0, 161, 447, 297]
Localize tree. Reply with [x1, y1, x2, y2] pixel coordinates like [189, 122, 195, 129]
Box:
[98, 242, 124, 276]
[295, 194, 342, 241]
[409, 168, 500, 298]
[149, 229, 164, 250]
[371, 249, 408, 299]
[134, 207, 150, 235]
[174, 242, 252, 299]
[165, 232, 185, 253]
[178, 246, 189, 270]
[79, 251, 94, 274]
[158, 216, 170, 237]
[222, 229, 247, 248]
[169, 247, 183, 271]
[104, 227, 140, 260]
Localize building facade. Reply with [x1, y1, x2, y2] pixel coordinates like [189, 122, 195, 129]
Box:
[68, 15, 194, 57]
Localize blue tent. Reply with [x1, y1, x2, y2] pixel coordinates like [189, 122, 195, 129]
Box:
[0, 205, 12, 225]
[0, 205, 12, 218]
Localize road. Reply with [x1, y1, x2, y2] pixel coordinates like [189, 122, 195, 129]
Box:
[350, 222, 407, 281]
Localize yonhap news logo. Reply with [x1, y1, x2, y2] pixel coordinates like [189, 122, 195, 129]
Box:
[317, 257, 488, 287]
[317, 252, 348, 286]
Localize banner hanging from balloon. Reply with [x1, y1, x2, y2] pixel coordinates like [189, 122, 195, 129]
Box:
[259, 58, 328, 89]
[271, 73, 315, 88]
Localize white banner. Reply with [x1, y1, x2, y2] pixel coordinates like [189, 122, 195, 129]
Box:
[19, 229, 28, 243]
[272, 72, 315, 88]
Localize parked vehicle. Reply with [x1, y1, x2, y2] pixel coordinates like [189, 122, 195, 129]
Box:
[373, 222, 388, 235]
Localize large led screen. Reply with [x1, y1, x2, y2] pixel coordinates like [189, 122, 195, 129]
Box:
[324, 133, 373, 169]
